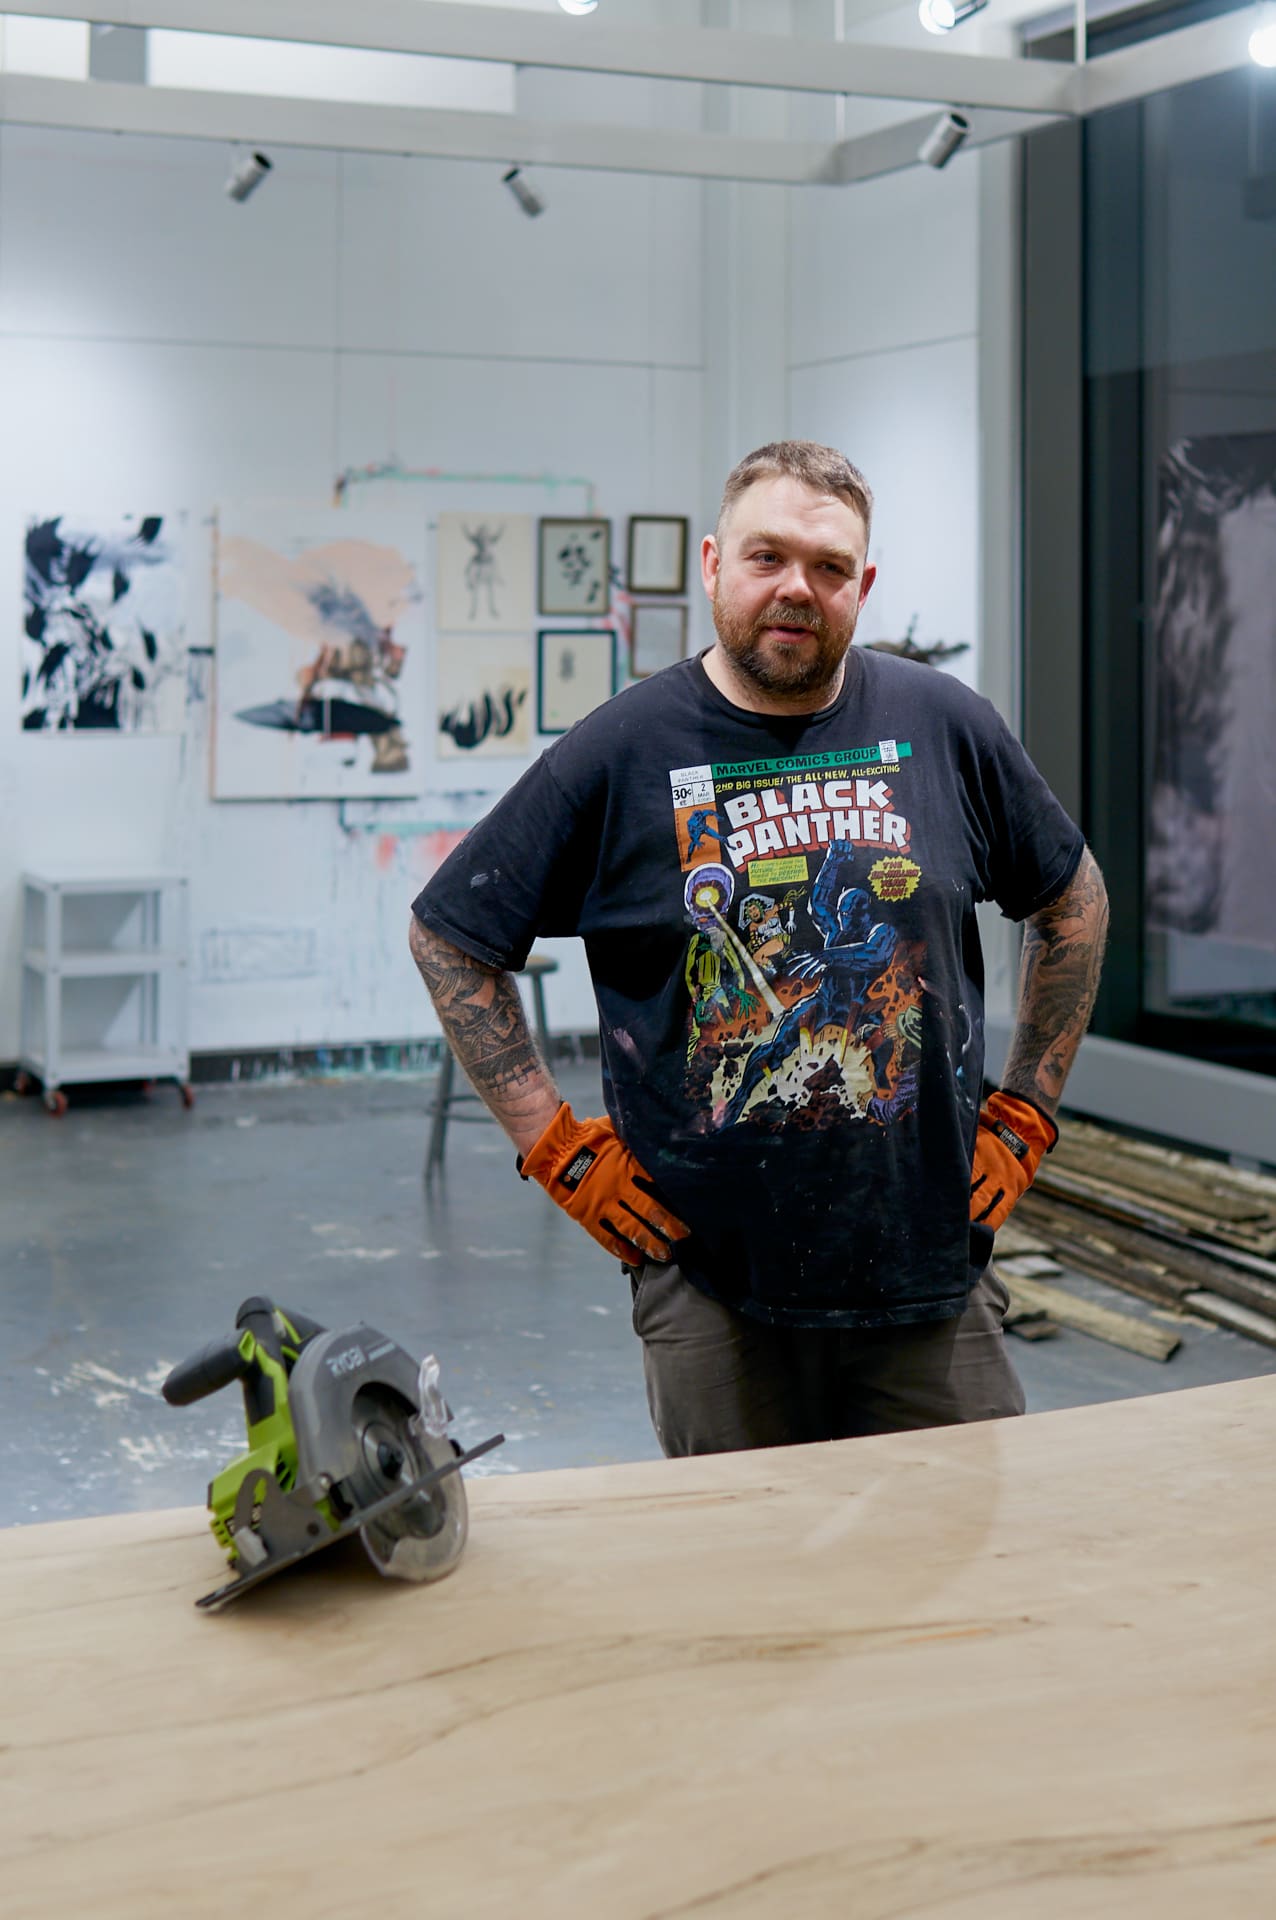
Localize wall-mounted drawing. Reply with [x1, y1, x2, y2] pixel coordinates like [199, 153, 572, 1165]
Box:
[626, 515, 689, 596]
[22, 512, 186, 732]
[437, 633, 532, 758]
[630, 603, 688, 678]
[435, 512, 534, 633]
[213, 510, 426, 799]
[537, 629, 616, 734]
[538, 517, 611, 616]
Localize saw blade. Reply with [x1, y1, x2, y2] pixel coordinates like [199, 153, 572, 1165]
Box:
[344, 1385, 471, 1584]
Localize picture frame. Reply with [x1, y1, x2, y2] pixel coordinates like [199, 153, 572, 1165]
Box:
[538, 517, 611, 616]
[537, 629, 617, 734]
[626, 515, 689, 597]
[630, 603, 688, 678]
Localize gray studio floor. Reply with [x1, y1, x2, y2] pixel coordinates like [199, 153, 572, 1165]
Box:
[5, 1058, 1276, 1530]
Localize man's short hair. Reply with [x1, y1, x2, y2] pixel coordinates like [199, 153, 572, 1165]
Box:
[717, 440, 874, 545]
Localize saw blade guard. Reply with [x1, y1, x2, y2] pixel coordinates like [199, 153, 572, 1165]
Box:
[285, 1327, 469, 1585]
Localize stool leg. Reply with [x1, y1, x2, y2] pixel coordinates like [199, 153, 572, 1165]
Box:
[530, 975, 551, 1063]
[426, 1044, 456, 1175]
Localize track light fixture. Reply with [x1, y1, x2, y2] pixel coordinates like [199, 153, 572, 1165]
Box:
[225, 151, 273, 203]
[918, 0, 988, 33]
[558, 0, 599, 12]
[918, 111, 970, 169]
[503, 167, 546, 217]
[1251, 9, 1276, 64]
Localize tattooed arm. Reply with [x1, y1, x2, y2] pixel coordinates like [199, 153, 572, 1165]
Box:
[1000, 847, 1109, 1116]
[409, 915, 561, 1155]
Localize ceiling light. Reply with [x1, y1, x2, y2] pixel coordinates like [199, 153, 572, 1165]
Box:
[225, 152, 273, 203]
[503, 167, 546, 218]
[918, 0, 988, 33]
[1251, 14, 1276, 64]
[918, 111, 970, 168]
[558, 0, 599, 13]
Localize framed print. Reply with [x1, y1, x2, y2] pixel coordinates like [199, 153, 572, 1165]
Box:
[538, 517, 611, 616]
[437, 633, 532, 760]
[537, 628, 616, 733]
[630, 603, 688, 677]
[627, 515, 689, 596]
[436, 511, 534, 634]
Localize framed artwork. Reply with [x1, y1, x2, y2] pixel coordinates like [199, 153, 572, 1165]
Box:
[630, 603, 688, 677]
[538, 517, 611, 616]
[537, 629, 616, 734]
[214, 509, 426, 799]
[435, 512, 534, 634]
[23, 511, 187, 733]
[437, 633, 532, 759]
[627, 515, 689, 596]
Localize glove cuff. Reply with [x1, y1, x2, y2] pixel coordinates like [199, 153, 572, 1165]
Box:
[982, 1088, 1059, 1158]
[518, 1102, 581, 1187]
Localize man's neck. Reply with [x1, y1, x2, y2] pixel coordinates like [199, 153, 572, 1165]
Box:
[701, 644, 851, 718]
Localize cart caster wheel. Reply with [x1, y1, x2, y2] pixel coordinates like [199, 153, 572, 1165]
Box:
[180, 1083, 195, 1110]
[44, 1091, 69, 1118]
[13, 1070, 33, 1096]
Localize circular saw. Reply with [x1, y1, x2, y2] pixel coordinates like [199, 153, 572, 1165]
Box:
[162, 1296, 503, 1611]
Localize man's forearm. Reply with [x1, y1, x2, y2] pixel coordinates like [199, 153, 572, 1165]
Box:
[1000, 847, 1109, 1117]
[409, 915, 561, 1154]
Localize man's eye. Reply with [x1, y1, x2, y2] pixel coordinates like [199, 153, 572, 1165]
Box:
[754, 552, 778, 565]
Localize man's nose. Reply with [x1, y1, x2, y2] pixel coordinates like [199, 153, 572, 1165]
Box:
[775, 563, 816, 600]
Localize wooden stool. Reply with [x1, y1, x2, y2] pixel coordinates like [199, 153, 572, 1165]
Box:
[425, 952, 558, 1174]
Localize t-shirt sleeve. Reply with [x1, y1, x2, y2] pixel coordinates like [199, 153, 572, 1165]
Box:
[410, 755, 596, 971]
[973, 708, 1086, 921]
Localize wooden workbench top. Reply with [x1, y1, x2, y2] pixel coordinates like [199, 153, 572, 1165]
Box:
[4, 1378, 1275, 1918]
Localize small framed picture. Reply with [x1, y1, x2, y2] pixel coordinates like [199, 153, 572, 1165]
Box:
[537, 629, 617, 734]
[538, 518, 611, 616]
[627, 515, 689, 596]
[630, 603, 688, 677]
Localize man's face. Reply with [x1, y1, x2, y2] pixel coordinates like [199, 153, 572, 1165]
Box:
[702, 474, 875, 702]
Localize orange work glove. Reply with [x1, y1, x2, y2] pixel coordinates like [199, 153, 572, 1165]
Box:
[969, 1089, 1058, 1233]
[519, 1103, 689, 1264]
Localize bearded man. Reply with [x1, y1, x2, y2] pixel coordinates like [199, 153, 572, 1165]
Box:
[409, 442, 1108, 1455]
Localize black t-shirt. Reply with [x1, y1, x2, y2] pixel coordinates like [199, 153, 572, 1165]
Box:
[413, 650, 1084, 1328]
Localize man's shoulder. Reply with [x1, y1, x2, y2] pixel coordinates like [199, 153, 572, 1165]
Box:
[858, 648, 1001, 733]
[547, 655, 705, 766]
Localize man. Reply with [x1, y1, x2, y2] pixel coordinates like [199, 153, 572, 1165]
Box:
[410, 442, 1108, 1455]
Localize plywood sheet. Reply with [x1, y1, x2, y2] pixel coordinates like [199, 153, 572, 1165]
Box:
[4, 1379, 1276, 1918]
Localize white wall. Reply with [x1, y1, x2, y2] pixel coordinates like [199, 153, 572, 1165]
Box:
[0, 119, 705, 1060]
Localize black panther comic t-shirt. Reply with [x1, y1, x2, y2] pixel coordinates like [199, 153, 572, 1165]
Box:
[412, 650, 1084, 1328]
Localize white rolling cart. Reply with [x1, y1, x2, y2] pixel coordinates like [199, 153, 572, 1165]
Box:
[18, 872, 192, 1116]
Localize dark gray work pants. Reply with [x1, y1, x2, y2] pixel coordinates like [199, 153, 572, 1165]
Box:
[629, 1261, 1025, 1457]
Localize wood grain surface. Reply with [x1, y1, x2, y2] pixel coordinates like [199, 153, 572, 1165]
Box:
[4, 1379, 1275, 1919]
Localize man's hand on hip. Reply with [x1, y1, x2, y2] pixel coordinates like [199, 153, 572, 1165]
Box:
[519, 1103, 689, 1264]
[969, 1089, 1058, 1233]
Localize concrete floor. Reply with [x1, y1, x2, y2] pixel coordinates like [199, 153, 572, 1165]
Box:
[5, 1059, 1276, 1530]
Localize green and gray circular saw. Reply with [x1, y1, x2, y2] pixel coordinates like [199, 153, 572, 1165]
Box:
[162, 1296, 503, 1612]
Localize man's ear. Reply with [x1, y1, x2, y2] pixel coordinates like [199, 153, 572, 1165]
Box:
[701, 534, 720, 601]
[858, 562, 877, 610]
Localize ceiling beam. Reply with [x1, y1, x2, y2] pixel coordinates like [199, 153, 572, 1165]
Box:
[827, 105, 1064, 185]
[0, 73, 838, 185]
[1071, 10, 1259, 114]
[9, 0, 1078, 115]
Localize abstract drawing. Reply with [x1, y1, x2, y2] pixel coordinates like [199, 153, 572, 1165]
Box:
[538, 518, 611, 616]
[435, 512, 534, 633]
[22, 513, 186, 732]
[536, 629, 616, 733]
[213, 511, 427, 799]
[437, 634, 532, 758]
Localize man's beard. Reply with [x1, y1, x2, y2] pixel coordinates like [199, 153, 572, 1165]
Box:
[711, 592, 857, 699]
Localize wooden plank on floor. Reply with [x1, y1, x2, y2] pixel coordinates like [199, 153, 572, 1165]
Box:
[1003, 1275, 1181, 1362]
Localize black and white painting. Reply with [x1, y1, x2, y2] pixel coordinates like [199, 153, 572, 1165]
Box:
[538, 517, 611, 616]
[435, 512, 534, 634]
[536, 629, 615, 734]
[1148, 435, 1276, 957]
[214, 509, 427, 799]
[22, 513, 186, 732]
[437, 634, 531, 759]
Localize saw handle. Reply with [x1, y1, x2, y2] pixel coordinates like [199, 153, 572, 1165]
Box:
[162, 1336, 254, 1407]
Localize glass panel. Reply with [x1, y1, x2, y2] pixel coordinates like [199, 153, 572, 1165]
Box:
[1084, 62, 1276, 1069]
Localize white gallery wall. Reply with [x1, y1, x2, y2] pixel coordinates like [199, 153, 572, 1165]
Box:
[0, 22, 1004, 1063]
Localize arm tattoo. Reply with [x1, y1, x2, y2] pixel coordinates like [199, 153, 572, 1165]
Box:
[1001, 848, 1109, 1115]
[408, 915, 560, 1143]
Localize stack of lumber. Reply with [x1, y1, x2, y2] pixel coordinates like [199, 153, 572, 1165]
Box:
[1005, 1118, 1276, 1352]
